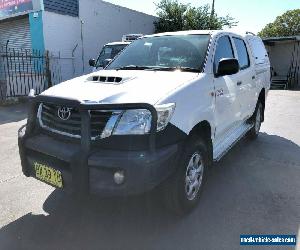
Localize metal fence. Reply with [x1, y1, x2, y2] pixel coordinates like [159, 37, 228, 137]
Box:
[0, 44, 64, 100]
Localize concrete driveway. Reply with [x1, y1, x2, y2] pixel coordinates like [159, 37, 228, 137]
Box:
[0, 91, 299, 250]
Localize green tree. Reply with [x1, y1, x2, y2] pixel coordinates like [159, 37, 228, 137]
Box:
[154, 0, 237, 33]
[259, 9, 300, 38]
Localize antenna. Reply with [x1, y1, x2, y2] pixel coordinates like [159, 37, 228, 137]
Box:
[246, 31, 256, 36]
[209, 0, 216, 30]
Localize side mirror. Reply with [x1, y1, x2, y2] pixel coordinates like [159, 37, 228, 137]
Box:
[216, 58, 239, 77]
[89, 59, 96, 67]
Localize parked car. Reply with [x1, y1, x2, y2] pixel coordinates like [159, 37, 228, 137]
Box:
[89, 41, 130, 70]
[89, 34, 144, 70]
[18, 30, 270, 214]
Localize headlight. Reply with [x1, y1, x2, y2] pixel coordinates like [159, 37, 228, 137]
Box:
[110, 103, 175, 135]
[18, 124, 27, 138]
[112, 109, 152, 135]
[156, 103, 176, 131]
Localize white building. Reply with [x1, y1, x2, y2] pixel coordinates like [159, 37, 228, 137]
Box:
[0, 0, 156, 82]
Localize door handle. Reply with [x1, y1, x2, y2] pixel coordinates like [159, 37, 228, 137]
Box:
[237, 81, 242, 86]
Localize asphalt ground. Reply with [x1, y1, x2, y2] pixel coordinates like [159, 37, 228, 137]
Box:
[0, 90, 299, 250]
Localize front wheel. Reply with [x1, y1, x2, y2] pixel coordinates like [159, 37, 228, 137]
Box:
[247, 101, 263, 140]
[163, 136, 209, 215]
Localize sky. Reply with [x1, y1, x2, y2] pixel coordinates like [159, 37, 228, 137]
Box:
[105, 0, 300, 33]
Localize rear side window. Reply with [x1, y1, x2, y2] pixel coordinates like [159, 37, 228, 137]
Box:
[214, 36, 234, 72]
[233, 38, 250, 69]
[248, 37, 268, 65]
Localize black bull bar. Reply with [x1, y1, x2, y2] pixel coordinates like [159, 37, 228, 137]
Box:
[19, 95, 158, 196]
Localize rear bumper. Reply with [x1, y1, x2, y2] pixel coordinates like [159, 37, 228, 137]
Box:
[19, 133, 180, 196]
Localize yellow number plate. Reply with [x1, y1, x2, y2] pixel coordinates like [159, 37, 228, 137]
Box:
[34, 162, 63, 188]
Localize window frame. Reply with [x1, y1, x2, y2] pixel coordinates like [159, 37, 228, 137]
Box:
[232, 36, 251, 70]
[213, 35, 235, 75]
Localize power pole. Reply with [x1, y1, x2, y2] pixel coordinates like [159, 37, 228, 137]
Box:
[80, 19, 85, 74]
[210, 0, 215, 30]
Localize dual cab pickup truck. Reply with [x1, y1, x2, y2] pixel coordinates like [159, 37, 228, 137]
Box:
[18, 30, 270, 214]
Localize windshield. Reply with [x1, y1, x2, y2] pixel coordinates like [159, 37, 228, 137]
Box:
[106, 35, 211, 72]
[95, 44, 128, 68]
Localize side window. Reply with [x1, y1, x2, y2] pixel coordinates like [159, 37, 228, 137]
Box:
[233, 37, 250, 69]
[249, 37, 268, 65]
[214, 35, 234, 72]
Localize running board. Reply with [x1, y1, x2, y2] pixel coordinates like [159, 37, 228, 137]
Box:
[213, 122, 254, 161]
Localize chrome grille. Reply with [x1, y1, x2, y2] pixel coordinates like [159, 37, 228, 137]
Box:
[38, 103, 113, 139]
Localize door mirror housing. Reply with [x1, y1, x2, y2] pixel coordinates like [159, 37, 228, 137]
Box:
[89, 59, 96, 67]
[216, 58, 239, 77]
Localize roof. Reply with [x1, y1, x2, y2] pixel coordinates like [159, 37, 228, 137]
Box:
[105, 42, 131, 46]
[144, 30, 215, 38]
[144, 30, 257, 38]
[263, 36, 300, 44]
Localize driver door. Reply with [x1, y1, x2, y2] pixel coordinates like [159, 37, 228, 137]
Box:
[213, 35, 241, 141]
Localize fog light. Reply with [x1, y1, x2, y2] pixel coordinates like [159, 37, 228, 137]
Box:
[114, 171, 125, 185]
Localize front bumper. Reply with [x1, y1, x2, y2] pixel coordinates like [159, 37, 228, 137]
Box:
[19, 133, 179, 196]
[18, 96, 182, 196]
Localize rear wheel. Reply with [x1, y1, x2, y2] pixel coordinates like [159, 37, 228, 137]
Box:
[247, 101, 263, 140]
[163, 136, 209, 215]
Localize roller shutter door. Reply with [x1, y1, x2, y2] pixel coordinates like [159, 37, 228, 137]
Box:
[0, 16, 32, 50]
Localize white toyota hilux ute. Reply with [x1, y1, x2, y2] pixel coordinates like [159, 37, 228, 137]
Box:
[18, 30, 270, 214]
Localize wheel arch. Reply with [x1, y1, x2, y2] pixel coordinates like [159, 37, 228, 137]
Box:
[188, 120, 213, 165]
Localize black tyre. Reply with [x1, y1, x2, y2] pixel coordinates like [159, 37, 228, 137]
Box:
[163, 136, 209, 215]
[247, 101, 263, 140]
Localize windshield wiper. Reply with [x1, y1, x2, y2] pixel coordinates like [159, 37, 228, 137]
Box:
[146, 66, 201, 73]
[176, 67, 201, 73]
[115, 65, 153, 70]
[114, 65, 201, 73]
